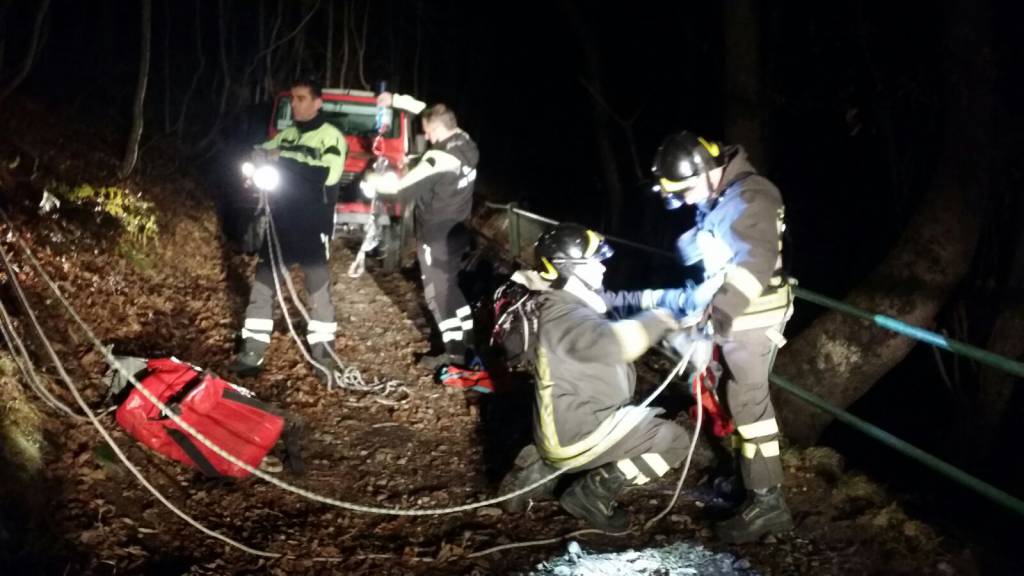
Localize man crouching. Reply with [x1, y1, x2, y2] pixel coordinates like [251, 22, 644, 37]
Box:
[499, 223, 693, 531]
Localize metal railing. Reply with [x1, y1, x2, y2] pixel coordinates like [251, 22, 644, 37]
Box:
[480, 201, 1024, 518]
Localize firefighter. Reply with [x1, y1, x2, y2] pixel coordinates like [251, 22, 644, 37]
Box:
[652, 131, 794, 543]
[229, 77, 346, 383]
[365, 104, 481, 375]
[498, 223, 694, 531]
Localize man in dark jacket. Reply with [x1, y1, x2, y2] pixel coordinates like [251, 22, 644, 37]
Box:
[498, 223, 694, 531]
[366, 104, 482, 375]
[229, 77, 346, 384]
[652, 131, 794, 543]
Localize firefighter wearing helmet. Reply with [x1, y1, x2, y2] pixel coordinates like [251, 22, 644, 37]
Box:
[652, 131, 794, 543]
[498, 223, 695, 531]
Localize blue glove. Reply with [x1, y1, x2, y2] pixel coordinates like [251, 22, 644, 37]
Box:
[654, 280, 705, 320]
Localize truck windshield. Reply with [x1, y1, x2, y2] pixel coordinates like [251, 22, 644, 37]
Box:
[275, 98, 400, 138]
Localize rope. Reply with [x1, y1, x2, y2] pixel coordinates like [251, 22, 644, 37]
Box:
[0, 211, 590, 516]
[263, 200, 408, 403]
[0, 208, 706, 561]
[0, 289, 84, 419]
[0, 227, 279, 558]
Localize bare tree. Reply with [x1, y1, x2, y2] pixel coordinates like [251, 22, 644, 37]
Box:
[561, 0, 624, 233]
[119, 0, 153, 178]
[162, 0, 172, 132]
[722, 0, 764, 168]
[413, 0, 422, 95]
[175, 0, 205, 140]
[350, 0, 370, 90]
[0, 0, 52, 102]
[325, 0, 334, 86]
[339, 1, 350, 87]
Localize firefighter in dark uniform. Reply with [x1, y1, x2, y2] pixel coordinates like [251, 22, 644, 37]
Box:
[229, 78, 346, 383]
[498, 224, 694, 531]
[366, 104, 480, 372]
[652, 131, 794, 543]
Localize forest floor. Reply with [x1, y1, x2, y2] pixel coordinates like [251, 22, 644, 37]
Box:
[0, 98, 1000, 575]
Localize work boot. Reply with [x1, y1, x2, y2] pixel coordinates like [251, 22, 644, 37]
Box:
[715, 485, 794, 543]
[712, 474, 747, 509]
[498, 445, 559, 513]
[310, 342, 338, 386]
[558, 464, 631, 532]
[228, 340, 268, 377]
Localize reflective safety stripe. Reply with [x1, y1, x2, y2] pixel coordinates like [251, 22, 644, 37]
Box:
[438, 317, 462, 331]
[725, 266, 765, 301]
[241, 329, 271, 343]
[731, 283, 793, 332]
[442, 330, 464, 343]
[609, 319, 651, 362]
[737, 418, 779, 440]
[641, 453, 671, 477]
[307, 320, 338, 334]
[306, 332, 335, 345]
[535, 347, 654, 469]
[244, 318, 274, 331]
[456, 305, 472, 319]
[760, 440, 781, 458]
[617, 459, 651, 485]
[461, 320, 475, 330]
[741, 441, 758, 459]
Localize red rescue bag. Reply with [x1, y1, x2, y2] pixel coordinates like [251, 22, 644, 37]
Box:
[115, 358, 285, 478]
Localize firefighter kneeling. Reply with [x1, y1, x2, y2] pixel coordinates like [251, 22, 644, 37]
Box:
[498, 223, 696, 531]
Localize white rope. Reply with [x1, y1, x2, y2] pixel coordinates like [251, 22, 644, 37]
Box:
[0, 230, 279, 558]
[0, 208, 707, 576]
[0, 211, 569, 515]
[0, 291, 84, 419]
[263, 201, 408, 403]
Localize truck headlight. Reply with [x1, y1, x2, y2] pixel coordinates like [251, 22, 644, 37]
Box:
[241, 161, 255, 177]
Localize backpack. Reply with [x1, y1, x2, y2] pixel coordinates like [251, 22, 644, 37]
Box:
[114, 357, 298, 478]
[489, 277, 542, 371]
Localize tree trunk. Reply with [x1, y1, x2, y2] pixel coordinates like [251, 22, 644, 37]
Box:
[774, 0, 992, 445]
[175, 0, 204, 141]
[0, 0, 51, 102]
[162, 0, 171, 133]
[119, 0, 152, 178]
[561, 0, 624, 233]
[412, 0, 422, 95]
[339, 1, 350, 87]
[325, 0, 334, 86]
[355, 0, 370, 90]
[722, 0, 764, 168]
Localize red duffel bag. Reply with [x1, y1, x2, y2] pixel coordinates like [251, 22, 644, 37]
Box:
[115, 357, 285, 478]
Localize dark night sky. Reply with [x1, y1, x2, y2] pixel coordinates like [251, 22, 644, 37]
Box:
[7, 0, 1023, 302]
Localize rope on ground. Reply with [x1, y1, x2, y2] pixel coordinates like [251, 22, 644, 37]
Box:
[0, 228, 280, 558]
[3, 211, 698, 520]
[265, 202, 409, 404]
[0, 288, 84, 419]
[1, 210, 567, 516]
